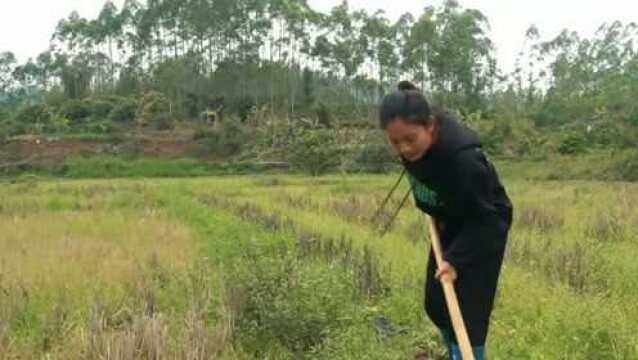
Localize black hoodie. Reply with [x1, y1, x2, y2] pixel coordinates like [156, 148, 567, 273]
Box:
[401, 112, 513, 269]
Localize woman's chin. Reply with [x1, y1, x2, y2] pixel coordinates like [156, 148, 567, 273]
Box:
[404, 153, 423, 162]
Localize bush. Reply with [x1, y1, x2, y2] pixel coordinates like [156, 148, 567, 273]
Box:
[150, 112, 174, 131]
[192, 125, 216, 141]
[84, 120, 115, 134]
[59, 156, 213, 178]
[13, 104, 54, 133]
[198, 120, 250, 157]
[230, 253, 357, 354]
[626, 111, 638, 126]
[288, 128, 341, 176]
[46, 115, 71, 133]
[608, 150, 638, 182]
[86, 99, 115, 119]
[558, 133, 588, 155]
[0, 107, 11, 123]
[137, 92, 171, 126]
[108, 99, 137, 123]
[56, 96, 137, 129]
[43, 88, 67, 108]
[60, 100, 91, 124]
[587, 120, 638, 150]
[232, 95, 255, 122]
[315, 102, 333, 128]
[0, 121, 10, 141]
[0, 108, 13, 139]
[351, 143, 397, 173]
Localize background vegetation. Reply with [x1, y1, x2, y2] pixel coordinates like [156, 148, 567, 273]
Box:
[0, 0, 636, 181]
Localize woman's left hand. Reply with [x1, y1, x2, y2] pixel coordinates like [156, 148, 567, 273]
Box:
[435, 261, 457, 283]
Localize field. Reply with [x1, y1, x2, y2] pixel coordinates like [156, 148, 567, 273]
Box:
[1, 171, 637, 359]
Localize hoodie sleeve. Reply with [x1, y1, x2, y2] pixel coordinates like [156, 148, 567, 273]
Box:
[442, 149, 505, 269]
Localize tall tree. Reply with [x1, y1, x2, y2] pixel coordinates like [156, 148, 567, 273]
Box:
[0, 52, 16, 95]
[363, 10, 399, 98]
[429, 1, 496, 112]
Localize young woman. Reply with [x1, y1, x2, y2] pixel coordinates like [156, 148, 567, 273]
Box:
[379, 81, 513, 359]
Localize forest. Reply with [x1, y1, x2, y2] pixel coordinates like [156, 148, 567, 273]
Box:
[0, 0, 637, 177]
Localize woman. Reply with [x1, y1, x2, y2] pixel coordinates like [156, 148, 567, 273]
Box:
[379, 81, 513, 359]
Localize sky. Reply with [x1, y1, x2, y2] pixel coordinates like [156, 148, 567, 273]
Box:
[1, 0, 637, 73]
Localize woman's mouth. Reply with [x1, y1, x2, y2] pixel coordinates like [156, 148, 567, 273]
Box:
[403, 153, 418, 161]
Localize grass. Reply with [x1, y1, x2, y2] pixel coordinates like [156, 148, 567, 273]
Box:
[3, 148, 635, 181]
[0, 210, 192, 288]
[0, 155, 292, 179]
[0, 170, 636, 358]
[181, 172, 638, 358]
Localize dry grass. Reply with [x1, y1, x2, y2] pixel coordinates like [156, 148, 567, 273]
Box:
[0, 210, 193, 288]
[516, 206, 564, 232]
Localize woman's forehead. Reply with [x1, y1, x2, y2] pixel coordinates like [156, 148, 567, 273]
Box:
[386, 119, 423, 136]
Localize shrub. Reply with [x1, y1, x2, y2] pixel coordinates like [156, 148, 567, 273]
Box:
[85, 99, 115, 119]
[288, 128, 341, 176]
[108, 99, 137, 123]
[557, 133, 587, 155]
[315, 102, 333, 128]
[607, 150, 638, 182]
[60, 99, 91, 124]
[0, 121, 10, 141]
[84, 120, 115, 134]
[137, 92, 171, 126]
[229, 254, 357, 354]
[352, 143, 397, 173]
[198, 120, 250, 157]
[232, 96, 255, 123]
[46, 115, 71, 133]
[13, 104, 54, 133]
[150, 112, 174, 131]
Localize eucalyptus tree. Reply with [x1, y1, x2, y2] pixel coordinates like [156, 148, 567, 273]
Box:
[400, 10, 434, 92]
[362, 9, 399, 98]
[0, 52, 16, 95]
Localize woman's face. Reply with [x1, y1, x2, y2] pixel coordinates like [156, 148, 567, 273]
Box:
[385, 117, 436, 162]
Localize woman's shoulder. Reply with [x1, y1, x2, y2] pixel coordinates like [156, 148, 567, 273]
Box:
[433, 110, 482, 160]
[450, 147, 490, 179]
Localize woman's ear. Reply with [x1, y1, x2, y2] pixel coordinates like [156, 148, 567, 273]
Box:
[427, 115, 439, 142]
[426, 115, 437, 131]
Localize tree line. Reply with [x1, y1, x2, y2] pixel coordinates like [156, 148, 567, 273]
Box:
[1, 0, 637, 138]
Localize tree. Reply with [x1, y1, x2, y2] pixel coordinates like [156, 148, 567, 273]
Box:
[55, 53, 95, 99]
[428, 0, 497, 112]
[531, 21, 638, 126]
[97, 1, 125, 85]
[401, 11, 433, 91]
[0, 52, 16, 94]
[363, 10, 399, 98]
[12, 60, 41, 94]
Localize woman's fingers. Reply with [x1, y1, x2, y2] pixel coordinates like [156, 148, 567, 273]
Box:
[435, 261, 458, 282]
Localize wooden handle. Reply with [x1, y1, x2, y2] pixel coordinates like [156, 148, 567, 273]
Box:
[427, 216, 475, 360]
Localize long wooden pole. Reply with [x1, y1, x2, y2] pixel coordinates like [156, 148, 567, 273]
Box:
[427, 216, 475, 360]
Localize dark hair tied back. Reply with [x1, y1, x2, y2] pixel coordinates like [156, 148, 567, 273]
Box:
[397, 80, 418, 91]
[379, 80, 432, 129]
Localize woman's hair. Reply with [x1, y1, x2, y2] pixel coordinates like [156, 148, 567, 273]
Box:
[379, 81, 433, 129]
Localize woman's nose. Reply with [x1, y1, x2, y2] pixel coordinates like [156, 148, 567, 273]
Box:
[398, 144, 411, 156]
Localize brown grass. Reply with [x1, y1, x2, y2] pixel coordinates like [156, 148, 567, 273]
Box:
[0, 210, 193, 288]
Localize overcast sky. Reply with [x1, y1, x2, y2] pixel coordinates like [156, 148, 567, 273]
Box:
[1, 0, 637, 73]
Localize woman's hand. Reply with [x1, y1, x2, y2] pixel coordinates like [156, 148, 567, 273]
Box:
[435, 261, 457, 283]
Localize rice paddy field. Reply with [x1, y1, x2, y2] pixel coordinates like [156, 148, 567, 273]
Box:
[0, 170, 637, 359]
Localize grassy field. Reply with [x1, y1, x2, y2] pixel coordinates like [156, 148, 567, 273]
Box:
[0, 171, 637, 359]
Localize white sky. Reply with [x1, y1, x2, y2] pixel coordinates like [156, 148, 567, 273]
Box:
[1, 0, 637, 74]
